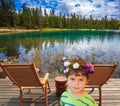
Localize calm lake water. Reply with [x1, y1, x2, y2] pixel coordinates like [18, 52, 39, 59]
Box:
[0, 30, 120, 77]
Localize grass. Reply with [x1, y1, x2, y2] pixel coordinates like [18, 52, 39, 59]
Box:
[0, 27, 96, 35]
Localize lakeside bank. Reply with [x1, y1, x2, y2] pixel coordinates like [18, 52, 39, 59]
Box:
[0, 28, 73, 35]
[1, 27, 119, 36]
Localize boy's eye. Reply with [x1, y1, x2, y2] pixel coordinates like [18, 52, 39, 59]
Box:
[79, 78, 83, 81]
[70, 78, 75, 81]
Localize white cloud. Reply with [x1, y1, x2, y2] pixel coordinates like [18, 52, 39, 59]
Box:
[15, 0, 120, 20]
[55, 2, 70, 15]
[55, 0, 120, 20]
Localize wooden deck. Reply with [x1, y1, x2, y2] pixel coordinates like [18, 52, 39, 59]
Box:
[0, 77, 120, 106]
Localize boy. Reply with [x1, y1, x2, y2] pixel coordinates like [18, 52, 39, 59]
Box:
[60, 58, 98, 106]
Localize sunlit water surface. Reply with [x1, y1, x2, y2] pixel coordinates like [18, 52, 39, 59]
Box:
[0, 30, 120, 77]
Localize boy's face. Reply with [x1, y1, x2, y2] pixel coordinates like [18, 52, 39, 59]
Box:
[67, 73, 88, 93]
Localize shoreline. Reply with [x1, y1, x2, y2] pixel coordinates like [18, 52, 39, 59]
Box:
[0, 28, 120, 36]
[0, 28, 41, 35]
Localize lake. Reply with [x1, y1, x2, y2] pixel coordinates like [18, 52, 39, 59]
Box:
[0, 30, 120, 77]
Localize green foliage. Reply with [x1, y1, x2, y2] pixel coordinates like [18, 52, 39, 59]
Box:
[0, 0, 15, 27]
[0, 1, 119, 29]
[0, 47, 6, 53]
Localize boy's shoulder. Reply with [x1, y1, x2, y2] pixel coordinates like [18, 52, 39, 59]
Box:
[60, 90, 98, 106]
[61, 89, 70, 97]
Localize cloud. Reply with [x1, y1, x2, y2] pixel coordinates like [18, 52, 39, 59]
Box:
[55, 0, 120, 20]
[14, 0, 120, 20]
[15, 0, 58, 9]
[75, 4, 80, 7]
[56, 2, 70, 15]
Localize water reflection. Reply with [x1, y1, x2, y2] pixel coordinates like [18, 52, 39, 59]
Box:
[0, 30, 120, 77]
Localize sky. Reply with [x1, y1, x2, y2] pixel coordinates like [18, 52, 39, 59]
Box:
[14, 0, 120, 20]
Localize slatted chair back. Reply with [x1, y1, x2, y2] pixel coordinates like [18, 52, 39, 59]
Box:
[86, 64, 118, 106]
[0, 63, 50, 106]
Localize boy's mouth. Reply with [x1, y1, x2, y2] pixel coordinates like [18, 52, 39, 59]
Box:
[73, 86, 80, 90]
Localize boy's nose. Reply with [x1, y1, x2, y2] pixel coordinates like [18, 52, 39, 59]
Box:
[74, 80, 79, 85]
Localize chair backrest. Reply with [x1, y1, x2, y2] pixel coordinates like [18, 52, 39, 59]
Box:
[87, 64, 118, 86]
[1, 63, 42, 88]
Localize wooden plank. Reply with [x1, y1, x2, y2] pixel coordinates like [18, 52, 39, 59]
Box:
[0, 78, 120, 106]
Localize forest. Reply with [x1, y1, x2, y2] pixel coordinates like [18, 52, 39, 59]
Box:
[0, 0, 120, 30]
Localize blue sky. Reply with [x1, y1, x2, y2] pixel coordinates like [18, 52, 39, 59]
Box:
[14, 0, 120, 20]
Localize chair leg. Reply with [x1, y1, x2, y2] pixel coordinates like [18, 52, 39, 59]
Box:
[42, 85, 45, 92]
[45, 83, 48, 106]
[47, 80, 51, 93]
[20, 89, 23, 106]
[98, 87, 102, 106]
[29, 89, 31, 93]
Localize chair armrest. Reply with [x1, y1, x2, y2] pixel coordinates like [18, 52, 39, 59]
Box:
[44, 73, 49, 80]
[41, 73, 49, 84]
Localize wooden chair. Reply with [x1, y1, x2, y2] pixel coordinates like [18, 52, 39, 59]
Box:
[0, 63, 51, 106]
[86, 64, 118, 106]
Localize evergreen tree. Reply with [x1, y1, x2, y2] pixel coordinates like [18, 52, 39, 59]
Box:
[0, 0, 15, 28]
[0, 1, 119, 30]
[43, 8, 49, 28]
[39, 6, 43, 30]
